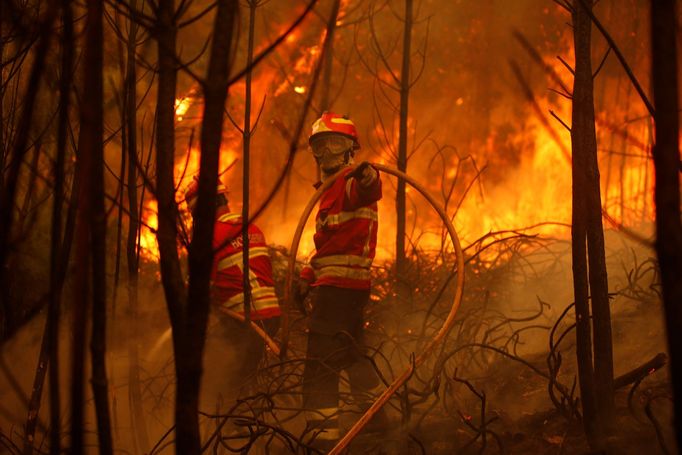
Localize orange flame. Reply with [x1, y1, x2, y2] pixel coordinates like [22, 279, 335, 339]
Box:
[175, 97, 191, 121]
[139, 200, 159, 262]
[136, 11, 655, 268]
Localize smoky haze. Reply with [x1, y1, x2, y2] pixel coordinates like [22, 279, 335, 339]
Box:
[0, 0, 675, 454]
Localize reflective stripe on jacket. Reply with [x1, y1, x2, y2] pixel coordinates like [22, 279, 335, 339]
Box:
[211, 213, 281, 320]
[301, 166, 382, 289]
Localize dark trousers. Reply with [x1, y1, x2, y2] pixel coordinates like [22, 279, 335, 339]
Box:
[206, 315, 280, 396]
[302, 286, 380, 442]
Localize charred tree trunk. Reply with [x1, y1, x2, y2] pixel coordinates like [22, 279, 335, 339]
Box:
[23, 5, 75, 452]
[571, 0, 594, 439]
[110, 11, 127, 443]
[0, 3, 56, 338]
[72, 0, 114, 452]
[311, 1, 340, 186]
[319, 3, 338, 112]
[571, 0, 614, 448]
[0, 5, 4, 335]
[72, 0, 102, 451]
[125, 1, 149, 451]
[577, 0, 615, 430]
[242, 0, 256, 323]
[6, 5, 80, 451]
[63, 165, 82, 452]
[155, 0, 185, 331]
[651, 0, 682, 447]
[71, 39, 90, 455]
[182, 1, 238, 453]
[395, 0, 412, 280]
[153, 0, 194, 451]
[0, 1, 4, 192]
[23, 320, 49, 455]
[48, 4, 73, 452]
[570, 152, 598, 446]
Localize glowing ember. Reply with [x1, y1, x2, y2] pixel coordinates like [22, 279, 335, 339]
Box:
[139, 200, 159, 262]
[294, 86, 306, 94]
[175, 97, 191, 118]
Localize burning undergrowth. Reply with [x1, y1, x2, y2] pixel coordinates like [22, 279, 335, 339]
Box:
[0, 1, 673, 453]
[357, 231, 671, 453]
[0, 223, 673, 454]
[108, 228, 669, 453]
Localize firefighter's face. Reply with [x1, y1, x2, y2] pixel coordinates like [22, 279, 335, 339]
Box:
[311, 134, 354, 175]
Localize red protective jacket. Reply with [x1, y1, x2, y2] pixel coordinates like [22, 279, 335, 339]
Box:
[301, 166, 382, 290]
[211, 212, 281, 320]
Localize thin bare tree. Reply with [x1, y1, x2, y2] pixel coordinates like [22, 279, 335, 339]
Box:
[48, 3, 73, 453]
[71, 0, 113, 452]
[395, 0, 413, 279]
[0, 1, 57, 338]
[355, 0, 427, 287]
[183, 1, 239, 452]
[152, 0, 239, 451]
[123, 0, 149, 451]
[22, 6, 76, 441]
[650, 0, 682, 447]
[570, 0, 614, 449]
[152, 0, 193, 451]
[241, 0, 259, 322]
[317, 2, 340, 112]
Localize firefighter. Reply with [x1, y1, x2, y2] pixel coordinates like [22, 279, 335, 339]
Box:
[297, 112, 387, 449]
[184, 179, 281, 397]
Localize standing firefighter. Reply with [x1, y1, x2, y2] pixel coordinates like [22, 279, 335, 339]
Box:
[298, 112, 387, 449]
[184, 179, 281, 395]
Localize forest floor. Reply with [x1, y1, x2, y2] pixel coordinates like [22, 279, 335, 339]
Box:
[343, 294, 677, 455]
[130, 248, 675, 455]
[0, 237, 677, 454]
[337, 359, 674, 454]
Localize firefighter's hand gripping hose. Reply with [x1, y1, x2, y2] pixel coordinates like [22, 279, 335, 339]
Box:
[281, 163, 465, 454]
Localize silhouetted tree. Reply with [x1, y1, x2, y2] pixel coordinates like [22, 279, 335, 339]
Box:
[47, 3, 73, 452]
[0, 1, 57, 339]
[395, 0, 413, 280]
[184, 1, 238, 452]
[152, 0, 192, 451]
[153, 0, 239, 452]
[570, 0, 614, 449]
[123, 0, 149, 450]
[71, 0, 113, 453]
[241, 0, 260, 322]
[356, 0, 426, 287]
[650, 0, 682, 448]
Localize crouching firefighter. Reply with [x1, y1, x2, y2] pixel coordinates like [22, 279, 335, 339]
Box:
[184, 179, 281, 396]
[297, 112, 388, 450]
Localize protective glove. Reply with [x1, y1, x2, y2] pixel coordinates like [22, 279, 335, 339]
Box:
[345, 161, 378, 188]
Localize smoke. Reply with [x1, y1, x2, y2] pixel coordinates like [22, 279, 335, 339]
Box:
[1, 0, 671, 452]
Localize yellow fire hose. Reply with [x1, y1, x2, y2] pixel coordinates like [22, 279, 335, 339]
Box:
[281, 163, 465, 454]
[217, 308, 281, 356]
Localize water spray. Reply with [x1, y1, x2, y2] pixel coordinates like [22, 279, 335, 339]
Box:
[146, 308, 280, 362]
